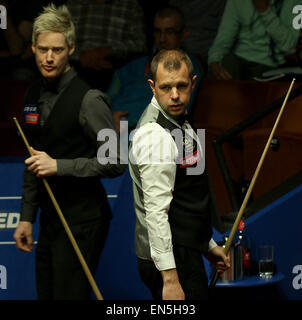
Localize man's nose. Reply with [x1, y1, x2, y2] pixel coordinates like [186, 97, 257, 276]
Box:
[160, 31, 166, 42]
[46, 49, 54, 62]
[171, 87, 179, 100]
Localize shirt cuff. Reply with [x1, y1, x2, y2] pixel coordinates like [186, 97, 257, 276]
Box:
[151, 250, 176, 271]
[208, 238, 218, 251]
[56, 159, 74, 176]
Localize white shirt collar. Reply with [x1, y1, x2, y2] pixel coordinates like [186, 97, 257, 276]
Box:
[150, 96, 188, 129]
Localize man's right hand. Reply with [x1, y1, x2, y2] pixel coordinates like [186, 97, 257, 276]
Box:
[13, 221, 34, 252]
[161, 269, 185, 300]
[210, 62, 232, 80]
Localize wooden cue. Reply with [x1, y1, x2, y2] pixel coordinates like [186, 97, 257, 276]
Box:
[209, 78, 296, 288]
[13, 117, 103, 300]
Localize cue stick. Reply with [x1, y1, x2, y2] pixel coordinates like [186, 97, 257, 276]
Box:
[209, 78, 296, 288]
[13, 117, 103, 300]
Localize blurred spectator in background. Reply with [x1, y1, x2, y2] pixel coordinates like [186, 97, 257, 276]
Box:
[297, 32, 302, 67]
[107, 6, 202, 132]
[137, 1, 170, 52]
[67, 0, 147, 91]
[208, 0, 300, 80]
[169, 0, 227, 74]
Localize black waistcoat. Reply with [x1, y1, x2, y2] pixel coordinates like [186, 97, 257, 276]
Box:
[156, 112, 213, 251]
[23, 76, 112, 226]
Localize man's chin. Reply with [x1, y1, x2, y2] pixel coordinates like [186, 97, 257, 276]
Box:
[168, 110, 186, 119]
[41, 71, 57, 81]
[169, 106, 185, 115]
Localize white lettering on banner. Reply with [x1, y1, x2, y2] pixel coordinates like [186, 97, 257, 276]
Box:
[292, 265, 302, 290]
[0, 213, 20, 228]
[0, 5, 7, 29]
[0, 265, 7, 289]
[293, 5, 302, 30]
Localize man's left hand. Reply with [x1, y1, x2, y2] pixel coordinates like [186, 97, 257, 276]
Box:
[25, 147, 57, 177]
[253, 0, 270, 12]
[206, 245, 230, 276]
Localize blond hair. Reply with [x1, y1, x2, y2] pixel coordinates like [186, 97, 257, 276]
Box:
[32, 3, 75, 48]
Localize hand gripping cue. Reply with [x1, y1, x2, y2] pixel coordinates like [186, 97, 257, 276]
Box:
[209, 78, 296, 288]
[13, 117, 103, 300]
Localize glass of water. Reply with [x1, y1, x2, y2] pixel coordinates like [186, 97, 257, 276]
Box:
[258, 245, 274, 278]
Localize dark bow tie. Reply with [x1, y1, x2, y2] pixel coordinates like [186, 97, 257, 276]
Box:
[42, 80, 59, 93]
[176, 114, 189, 126]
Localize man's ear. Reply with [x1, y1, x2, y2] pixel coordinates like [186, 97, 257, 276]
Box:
[68, 44, 75, 56]
[31, 44, 36, 54]
[148, 79, 155, 95]
[191, 75, 197, 90]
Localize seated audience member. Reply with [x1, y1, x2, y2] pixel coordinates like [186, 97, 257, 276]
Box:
[208, 0, 300, 80]
[137, 1, 170, 52]
[107, 6, 202, 132]
[67, 0, 147, 90]
[169, 0, 227, 73]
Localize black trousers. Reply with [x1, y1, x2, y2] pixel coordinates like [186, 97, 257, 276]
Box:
[35, 217, 110, 300]
[138, 245, 209, 300]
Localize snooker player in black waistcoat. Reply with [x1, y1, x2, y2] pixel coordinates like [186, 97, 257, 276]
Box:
[13, 4, 125, 300]
[129, 49, 230, 300]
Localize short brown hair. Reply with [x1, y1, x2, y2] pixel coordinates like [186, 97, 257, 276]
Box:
[150, 49, 194, 81]
[154, 6, 185, 30]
